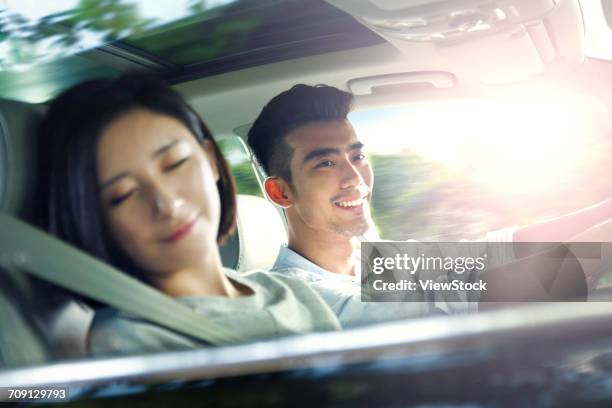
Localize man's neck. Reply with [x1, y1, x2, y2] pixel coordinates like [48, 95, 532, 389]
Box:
[287, 228, 356, 276]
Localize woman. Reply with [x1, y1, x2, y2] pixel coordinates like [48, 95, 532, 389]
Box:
[41, 72, 342, 356]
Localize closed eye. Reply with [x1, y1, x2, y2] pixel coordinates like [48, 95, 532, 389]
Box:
[109, 190, 135, 207]
[165, 157, 190, 171]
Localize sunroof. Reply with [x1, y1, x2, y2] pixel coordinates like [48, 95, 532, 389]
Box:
[0, 0, 385, 102]
[121, 0, 385, 78]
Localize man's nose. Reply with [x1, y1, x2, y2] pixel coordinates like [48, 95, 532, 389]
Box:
[339, 158, 363, 190]
[152, 186, 184, 219]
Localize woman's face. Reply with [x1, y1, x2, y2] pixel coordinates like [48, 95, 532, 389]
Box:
[96, 109, 221, 276]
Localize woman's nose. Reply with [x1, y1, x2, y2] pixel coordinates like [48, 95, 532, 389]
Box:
[153, 188, 184, 219]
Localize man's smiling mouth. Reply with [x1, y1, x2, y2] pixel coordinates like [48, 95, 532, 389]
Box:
[334, 196, 368, 208]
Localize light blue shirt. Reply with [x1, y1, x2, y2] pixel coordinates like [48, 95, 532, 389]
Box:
[272, 228, 517, 284]
[271, 248, 439, 326]
[272, 246, 359, 286]
[271, 228, 518, 318]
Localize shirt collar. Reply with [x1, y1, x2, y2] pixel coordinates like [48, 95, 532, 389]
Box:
[273, 246, 357, 283]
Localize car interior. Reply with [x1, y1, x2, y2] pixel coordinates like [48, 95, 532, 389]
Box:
[0, 0, 611, 404]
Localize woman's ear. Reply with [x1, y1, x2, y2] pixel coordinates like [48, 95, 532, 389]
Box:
[202, 139, 220, 182]
[265, 177, 293, 208]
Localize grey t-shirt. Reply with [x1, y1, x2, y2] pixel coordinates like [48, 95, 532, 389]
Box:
[88, 269, 341, 357]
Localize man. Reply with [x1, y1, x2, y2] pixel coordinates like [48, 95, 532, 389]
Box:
[248, 85, 374, 285]
[247, 84, 611, 294]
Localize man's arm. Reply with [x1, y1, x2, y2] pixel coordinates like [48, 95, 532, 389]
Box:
[565, 219, 612, 288]
[513, 197, 612, 257]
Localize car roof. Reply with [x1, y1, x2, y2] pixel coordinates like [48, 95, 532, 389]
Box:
[2, 0, 610, 138]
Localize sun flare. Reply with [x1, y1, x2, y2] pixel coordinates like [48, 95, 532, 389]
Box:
[352, 89, 609, 194]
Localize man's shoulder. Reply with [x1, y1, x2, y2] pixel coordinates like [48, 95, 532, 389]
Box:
[272, 246, 342, 278]
[272, 246, 310, 269]
[270, 264, 329, 284]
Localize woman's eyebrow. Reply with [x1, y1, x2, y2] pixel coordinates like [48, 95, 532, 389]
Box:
[99, 172, 129, 192]
[99, 140, 183, 191]
[152, 139, 180, 158]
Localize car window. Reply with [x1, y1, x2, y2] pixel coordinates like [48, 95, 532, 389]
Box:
[217, 136, 264, 197]
[349, 92, 611, 241]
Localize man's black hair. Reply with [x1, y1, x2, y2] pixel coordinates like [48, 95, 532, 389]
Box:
[247, 84, 353, 183]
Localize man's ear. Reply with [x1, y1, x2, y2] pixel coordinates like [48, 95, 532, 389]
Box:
[265, 177, 293, 208]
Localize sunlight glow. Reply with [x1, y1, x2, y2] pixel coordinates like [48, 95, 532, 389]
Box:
[351, 89, 609, 194]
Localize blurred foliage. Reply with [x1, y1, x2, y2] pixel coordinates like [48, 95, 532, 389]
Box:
[128, 15, 259, 65]
[369, 139, 612, 241]
[369, 153, 502, 241]
[0, 0, 154, 70]
[126, 0, 261, 65]
[217, 137, 263, 197]
[231, 161, 263, 197]
[66, 0, 153, 41]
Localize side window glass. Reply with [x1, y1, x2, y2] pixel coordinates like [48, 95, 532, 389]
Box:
[217, 136, 263, 197]
[349, 95, 611, 241]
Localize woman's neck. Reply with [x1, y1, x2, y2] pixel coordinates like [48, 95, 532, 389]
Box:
[149, 249, 245, 298]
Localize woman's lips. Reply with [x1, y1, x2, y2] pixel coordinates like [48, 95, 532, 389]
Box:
[161, 216, 199, 243]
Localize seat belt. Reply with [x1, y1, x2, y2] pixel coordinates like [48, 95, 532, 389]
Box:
[0, 213, 243, 346]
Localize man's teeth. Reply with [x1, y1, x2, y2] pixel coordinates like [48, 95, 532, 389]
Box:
[336, 198, 364, 207]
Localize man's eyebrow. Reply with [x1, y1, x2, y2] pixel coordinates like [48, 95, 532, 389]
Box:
[349, 142, 364, 151]
[302, 147, 340, 165]
[100, 140, 181, 191]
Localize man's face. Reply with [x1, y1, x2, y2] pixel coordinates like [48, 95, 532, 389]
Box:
[284, 119, 374, 238]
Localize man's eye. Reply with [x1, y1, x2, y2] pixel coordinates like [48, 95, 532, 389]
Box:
[316, 160, 335, 168]
[354, 153, 366, 161]
[165, 157, 190, 171]
[109, 191, 135, 207]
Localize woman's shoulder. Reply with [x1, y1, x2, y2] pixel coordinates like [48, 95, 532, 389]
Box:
[230, 269, 341, 312]
[88, 307, 205, 357]
[225, 268, 299, 288]
[230, 268, 328, 298]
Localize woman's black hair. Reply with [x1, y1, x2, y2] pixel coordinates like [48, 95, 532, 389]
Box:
[40, 72, 237, 280]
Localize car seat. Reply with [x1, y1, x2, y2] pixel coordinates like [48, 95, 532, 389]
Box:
[223, 194, 287, 272]
[0, 99, 93, 367]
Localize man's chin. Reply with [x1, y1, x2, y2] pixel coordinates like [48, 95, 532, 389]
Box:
[331, 220, 371, 238]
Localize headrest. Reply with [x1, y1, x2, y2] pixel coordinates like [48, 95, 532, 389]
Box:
[225, 194, 287, 272]
[0, 99, 45, 220]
